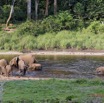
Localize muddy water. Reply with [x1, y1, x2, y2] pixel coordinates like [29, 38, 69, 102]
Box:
[0, 55, 104, 79]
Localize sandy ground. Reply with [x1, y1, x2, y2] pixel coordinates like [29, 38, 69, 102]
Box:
[0, 50, 104, 81]
[0, 50, 104, 56]
[0, 75, 51, 81]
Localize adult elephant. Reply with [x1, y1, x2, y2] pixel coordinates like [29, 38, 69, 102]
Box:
[18, 59, 28, 75]
[9, 54, 37, 75]
[9, 54, 37, 67]
[0, 59, 8, 76]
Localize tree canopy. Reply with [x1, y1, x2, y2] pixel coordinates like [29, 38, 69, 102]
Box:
[0, 0, 104, 23]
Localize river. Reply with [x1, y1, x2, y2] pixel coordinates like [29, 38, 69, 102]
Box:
[0, 55, 104, 79]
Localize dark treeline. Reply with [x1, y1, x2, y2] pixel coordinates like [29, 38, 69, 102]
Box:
[0, 0, 104, 23]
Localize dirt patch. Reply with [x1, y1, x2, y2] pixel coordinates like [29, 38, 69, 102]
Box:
[0, 75, 50, 81]
[0, 50, 104, 56]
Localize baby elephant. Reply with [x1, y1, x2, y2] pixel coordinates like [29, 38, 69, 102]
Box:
[0, 59, 8, 76]
[0, 65, 13, 77]
[29, 63, 42, 71]
[18, 59, 28, 76]
[96, 67, 104, 75]
[6, 65, 13, 77]
[0, 66, 7, 76]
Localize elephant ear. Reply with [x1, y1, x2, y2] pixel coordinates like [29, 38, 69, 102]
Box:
[9, 59, 14, 66]
[15, 57, 19, 67]
[9, 57, 19, 67]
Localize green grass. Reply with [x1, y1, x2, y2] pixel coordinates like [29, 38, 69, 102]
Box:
[0, 20, 104, 51]
[0, 30, 104, 51]
[3, 78, 104, 103]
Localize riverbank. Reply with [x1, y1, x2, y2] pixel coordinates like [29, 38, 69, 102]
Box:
[0, 75, 50, 81]
[0, 50, 104, 56]
[3, 79, 104, 102]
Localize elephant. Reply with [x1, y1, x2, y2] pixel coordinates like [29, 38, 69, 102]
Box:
[0, 59, 8, 67]
[5, 65, 13, 77]
[29, 63, 42, 71]
[0, 66, 7, 76]
[96, 67, 104, 75]
[9, 54, 37, 68]
[0, 59, 8, 76]
[18, 59, 28, 76]
[0, 65, 13, 77]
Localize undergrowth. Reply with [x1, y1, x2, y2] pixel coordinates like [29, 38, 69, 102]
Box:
[0, 21, 104, 51]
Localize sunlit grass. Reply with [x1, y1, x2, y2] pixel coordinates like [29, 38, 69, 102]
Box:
[3, 78, 104, 103]
[0, 25, 104, 51]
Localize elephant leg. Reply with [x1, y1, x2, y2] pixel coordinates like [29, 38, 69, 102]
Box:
[19, 69, 26, 76]
[23, 69, 27, 76]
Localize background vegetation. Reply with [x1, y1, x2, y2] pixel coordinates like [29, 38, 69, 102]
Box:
[0, 20, 104, 51]
[0, 0, 104, 51]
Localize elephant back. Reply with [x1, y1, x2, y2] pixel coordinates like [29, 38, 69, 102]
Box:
[19, 54, 37, 65]
[0, 59, 8, 67]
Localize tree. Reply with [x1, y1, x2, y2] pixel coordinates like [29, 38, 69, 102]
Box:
[27, 0, 31, 20]
[45, 0, 49, 16]
[54, 0, 57, 15]
[6, 0, 15, 28]
[35, 0, 39, 20]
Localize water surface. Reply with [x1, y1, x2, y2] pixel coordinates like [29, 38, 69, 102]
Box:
[0, 55, 104, 79]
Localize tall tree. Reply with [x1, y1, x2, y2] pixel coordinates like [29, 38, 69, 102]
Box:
[45, 0, 49, 16]
[6, 0, 15, 28]
[35, 0, 39, 20]
[54, 0, 57, 15]
[27, 0, 31, 20]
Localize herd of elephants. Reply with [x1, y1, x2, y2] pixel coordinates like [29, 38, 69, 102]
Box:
[0, 54, 42, 77]
[0, 53, 104, 77]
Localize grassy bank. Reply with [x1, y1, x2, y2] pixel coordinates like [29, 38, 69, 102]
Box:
[0, 30, 104, 51]
[0, 20, 104, 51]
[3, 79, 104, 103]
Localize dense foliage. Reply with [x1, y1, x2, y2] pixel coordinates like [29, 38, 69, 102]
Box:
[0, 21, 104, 51]
[0, 0, 104, 22]
[0, 0, 104, 51]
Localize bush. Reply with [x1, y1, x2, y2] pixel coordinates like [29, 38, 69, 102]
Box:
[86, 21, 104, 34]
[18, 35, 36, 50]
[15, 11, 75, 36]
[36, 33, 55, 50]
[15, 21, 36, 36]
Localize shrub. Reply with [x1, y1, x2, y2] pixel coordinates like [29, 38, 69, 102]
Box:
[54, 30, 73, 49]
[18, 35, 36, 50]
[36, 33, 55, 50]
[86, 21, 104, 34]
[15, 11, 74, 36]
[15, 21, 36, 36]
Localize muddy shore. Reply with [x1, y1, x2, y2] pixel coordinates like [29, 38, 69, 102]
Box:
[0, 50, 104, 56]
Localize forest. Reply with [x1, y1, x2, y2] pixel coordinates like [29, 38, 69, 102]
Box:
[0, 0, 104, 51]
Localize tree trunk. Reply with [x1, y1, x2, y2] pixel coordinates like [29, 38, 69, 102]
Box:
[6, 0, 15, 28]
[54, 0, 57, 15]
[35, 0, 39, 20]
[45, 0, 49, 16]
[27, 0, 31, 20]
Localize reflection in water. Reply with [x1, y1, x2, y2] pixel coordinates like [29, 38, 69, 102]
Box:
[0, 55, 104, 79]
